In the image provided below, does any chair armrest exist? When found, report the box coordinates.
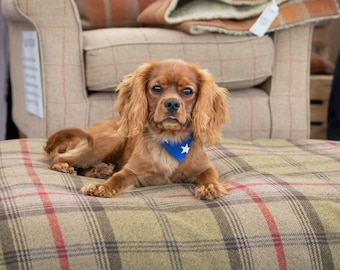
[2,0,88,137]
[267,24,314,139]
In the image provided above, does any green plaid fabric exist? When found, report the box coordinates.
[0,138,339,269]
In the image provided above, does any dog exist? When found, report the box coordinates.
[44,59,230,200]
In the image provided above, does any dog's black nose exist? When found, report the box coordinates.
[164,99,180,112]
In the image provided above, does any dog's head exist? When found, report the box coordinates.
[115,59,228,145]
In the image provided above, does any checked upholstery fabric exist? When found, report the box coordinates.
[0,138,339,269]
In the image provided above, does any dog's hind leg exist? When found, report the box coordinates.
[78,162,115,179]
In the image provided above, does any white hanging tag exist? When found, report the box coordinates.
[250,3,279,37]
[22,31,44,118]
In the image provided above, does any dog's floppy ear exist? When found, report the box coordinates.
[192,68,228,145]
[115,63,153,137]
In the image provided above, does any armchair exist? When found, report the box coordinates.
[2,0,313,140]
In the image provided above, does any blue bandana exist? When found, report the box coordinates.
[161,133,193,162]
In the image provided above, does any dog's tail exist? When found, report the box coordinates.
[44,128,95,167]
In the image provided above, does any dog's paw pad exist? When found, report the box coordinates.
[81,184,115,198]
[195,182,229,200]
[50,163,77,175]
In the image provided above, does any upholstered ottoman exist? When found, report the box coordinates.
[0,138,339,269]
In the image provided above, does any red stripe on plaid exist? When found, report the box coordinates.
[288,29,293,139]
[234,182,287,270]
[160,194,193,198]
[228,182,340,193]
[20,140,70,270]
[0,192,77,202]
[327,140,340,148]
[25,0,29,14]
[61,25,67,128]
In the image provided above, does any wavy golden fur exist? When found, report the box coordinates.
[44,59,230,200]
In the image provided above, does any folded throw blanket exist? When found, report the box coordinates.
[138,0,340,35]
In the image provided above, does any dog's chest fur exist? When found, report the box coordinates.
[149,141,179,178]
[129,135,192,187]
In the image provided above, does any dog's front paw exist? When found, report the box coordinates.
[49,163,77,175]
[195,181,230,200]
[81,183,116,198]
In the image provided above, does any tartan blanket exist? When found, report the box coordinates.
[0,138,339,269]
[138,0,340,35]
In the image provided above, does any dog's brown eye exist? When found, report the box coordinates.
[182,87,193,96]
[151,85,162,94]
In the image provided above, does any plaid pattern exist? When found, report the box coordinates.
[1,138,339,269]
[83,28,274,91]
[138,0,340,35]
[74,0,156,29]
[3,0,313,140]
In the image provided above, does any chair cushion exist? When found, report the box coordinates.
[83,27,274,91]
[87,88,272,140]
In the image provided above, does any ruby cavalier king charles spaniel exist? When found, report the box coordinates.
[44,59,230,200]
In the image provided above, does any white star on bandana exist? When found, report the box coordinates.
[181,144,190,154]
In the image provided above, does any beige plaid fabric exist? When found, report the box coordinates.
[0,138,339,269]
[84,28,274,91]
